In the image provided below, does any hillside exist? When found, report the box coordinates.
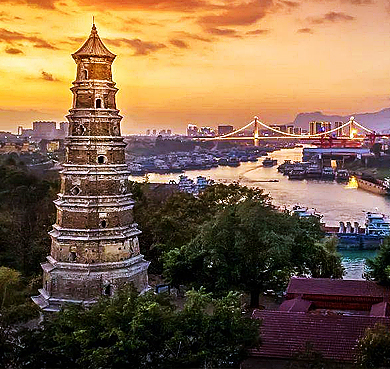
[291,108,390,132]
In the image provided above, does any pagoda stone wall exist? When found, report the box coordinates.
[32,25,149,312]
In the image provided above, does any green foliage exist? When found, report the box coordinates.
[0,267,21,308]
[366,238,390,285]
[164,200,342,305]
[0,267,40,368]
[308,237,344,279]
[131,181,268,274]
[356,324,390,368]
[17,287,259,369]
[0,163,58,277]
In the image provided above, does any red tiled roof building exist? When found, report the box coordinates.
[242,278,390,369]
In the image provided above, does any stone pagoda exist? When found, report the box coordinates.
[33,24,149,312]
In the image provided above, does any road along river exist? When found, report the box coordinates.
[129,147,390,279]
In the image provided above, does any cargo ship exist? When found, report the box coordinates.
[356,176,390,196]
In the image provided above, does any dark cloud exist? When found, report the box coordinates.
[41,71,58,81]
[74,0,218,12]
[5,47,24,54]
[246,29,271,35]
[279,0,300,8]
[342,0,372,4]
[172,31,212,43]
[170,39,189,48]
[107,38,166,56]
[0,28,57,49]
[198,0,273,27]
[297,27,313,33]
[310,11,355,24]
[205,28,242,38]
[7,0,56,9]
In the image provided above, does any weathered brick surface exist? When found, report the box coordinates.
[33,26,149,312]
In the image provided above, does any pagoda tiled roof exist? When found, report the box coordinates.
[73,24,115,59]
[251,310,390,362]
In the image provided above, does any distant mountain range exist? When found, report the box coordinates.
[291,108,390,133]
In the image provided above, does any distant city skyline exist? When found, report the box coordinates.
[1,0,390,134]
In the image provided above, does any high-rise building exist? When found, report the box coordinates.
[321,122,331,133]
[309,121,327,135]
[293,127,302,135]
[218,125,234,136]
[59,122,69,137]
[335,122,344,136]
[33,24,149,312]
[187,124,198,136]
[32,121,57,139]
[199,126,215,136]
[278,125,287,133]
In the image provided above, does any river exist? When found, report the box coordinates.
[129,147,390,279]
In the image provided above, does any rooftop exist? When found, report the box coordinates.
[287,277,389,299]
[251,310,390,362]
[72,24,115,60]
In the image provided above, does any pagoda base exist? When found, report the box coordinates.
[32,255,150,312]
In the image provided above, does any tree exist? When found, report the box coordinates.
[356,324,390,368]
[370,142,382,158]
[0,267,40,369]
[130,182,268,274]
[0,267,21,308]
[17,287,260,369]
[0,163,58,277]
[365,238,390,285]
[164,200,342,307]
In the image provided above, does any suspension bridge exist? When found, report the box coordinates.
[196,116,386,148]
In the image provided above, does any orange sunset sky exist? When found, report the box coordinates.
[0,0,390,134]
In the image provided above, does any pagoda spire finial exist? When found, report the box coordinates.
[91,16,97,34]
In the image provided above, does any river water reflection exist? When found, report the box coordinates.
[130,147,390,279]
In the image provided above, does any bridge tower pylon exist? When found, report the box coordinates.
[254,116,259,147]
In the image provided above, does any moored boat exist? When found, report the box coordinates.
[321,167,335,180]
[356,177,390,196]
[291,205,322,219]
[262,158,278,167]
[306,166,322,179]
[335,169,349,182]
[288,167,306,180]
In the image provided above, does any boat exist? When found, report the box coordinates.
[324,212,390,250]
[291,205,322,219]
[306,166,322,179]
[218,158,229,166]
[262,158,278,167]
[335,169,349,182]
[356,176,390,196]
[322,167,335,180]
[277,160,292,174]
[365,212,390,236]
[288,167,306,180]
[227,157,240,167]
[129,163,145,176]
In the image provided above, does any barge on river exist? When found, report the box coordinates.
[356,176,390,196]
[323,212,390,250]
